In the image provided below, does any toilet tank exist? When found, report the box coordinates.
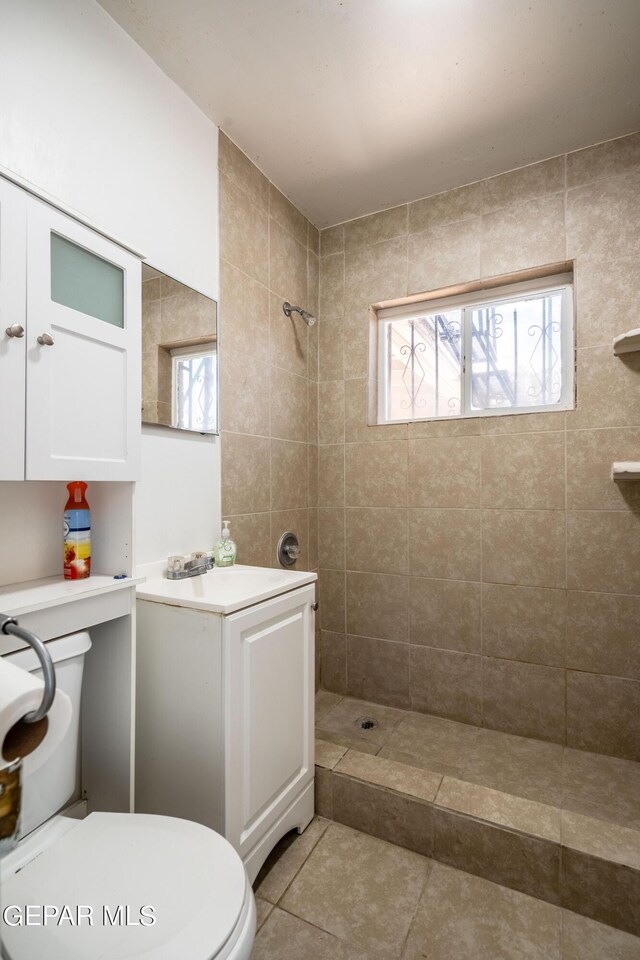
[4,630,92,838]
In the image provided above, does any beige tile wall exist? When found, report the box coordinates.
[218,135,320,643]
[317,131,640,762]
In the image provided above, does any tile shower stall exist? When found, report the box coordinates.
[218,131,640,943]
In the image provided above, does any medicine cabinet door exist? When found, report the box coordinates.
[0,178,27,479]
[25,199,141,480]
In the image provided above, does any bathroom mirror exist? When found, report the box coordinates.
[141,264,218,434]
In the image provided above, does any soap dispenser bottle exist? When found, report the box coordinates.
[215,521,237,568]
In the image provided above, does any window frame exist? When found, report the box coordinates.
[376,273,574,425]
[170,342,218,432]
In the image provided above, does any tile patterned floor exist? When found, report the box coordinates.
[315,691,640,829]
[251,818,640,959]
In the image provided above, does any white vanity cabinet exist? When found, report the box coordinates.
[135,574,316,883]
[0,175,141,481]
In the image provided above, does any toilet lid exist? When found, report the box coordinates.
[1,812,248,960]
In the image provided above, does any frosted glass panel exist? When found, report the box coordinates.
[51,233,124,327]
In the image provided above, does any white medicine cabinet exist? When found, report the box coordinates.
[0,175,141,481]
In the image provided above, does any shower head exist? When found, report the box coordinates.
[283,301,316,327]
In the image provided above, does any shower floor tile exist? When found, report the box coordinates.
[251,819,640,959]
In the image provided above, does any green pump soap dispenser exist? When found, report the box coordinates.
[215,521,237,567]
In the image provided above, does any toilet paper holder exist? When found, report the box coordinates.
[0,616,56,723]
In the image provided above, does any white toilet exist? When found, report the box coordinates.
[1,631,256,960]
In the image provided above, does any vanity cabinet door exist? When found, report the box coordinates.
[25,199,141,480]
[0,178,27,479]
[224,585,315,860]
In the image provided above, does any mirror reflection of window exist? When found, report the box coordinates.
[172,344,217,432]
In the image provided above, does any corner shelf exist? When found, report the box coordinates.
[612,462,640,481]
[613,329,640,356]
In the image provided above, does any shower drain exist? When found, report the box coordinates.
[355,717,379,731]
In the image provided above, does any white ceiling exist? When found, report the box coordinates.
[98,0,640,228]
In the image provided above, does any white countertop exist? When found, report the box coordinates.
[0,574,143,618]
[136,564,317,615]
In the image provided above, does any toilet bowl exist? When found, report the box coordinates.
[0,632,255,959]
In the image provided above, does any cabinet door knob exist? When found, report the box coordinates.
[5,324,24,338]
[37,333,54,346]
[311,602,319,611]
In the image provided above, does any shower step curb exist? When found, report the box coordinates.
[314,739,640,937]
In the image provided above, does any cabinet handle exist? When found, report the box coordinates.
[5,324,24,338]
[311,602,319,611]
[37,333,54,346]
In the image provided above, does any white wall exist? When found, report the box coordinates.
[0,0,220,573]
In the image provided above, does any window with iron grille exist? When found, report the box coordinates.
[376,273,574,424]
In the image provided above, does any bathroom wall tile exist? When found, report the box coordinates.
[308,506,318,569]
[481,433,565,510]
[270,217,307,304]
[314,766,333,819]
[346,635,410,708]
[318,317,343,381]
[346,506,408,574]
[141,295,160,345]
[408,218,481,295]
[403,862,562,960]
[319,630,347,694]
[308,224,320,256]
[226,512,271,568]
[479,410,565,435]
[482,583,566,667]
[342,312,370,381]
[319,252,345,319]
[567,510,640,595]
[318,381,345,444]
[269,183,309,247]
[409,577,481,653]
[318,507,345,570]
[219,173,268,285]
[344,236,408,314]
[566,427,640,511]
[331,774,433,858]
[320,224,345,258]
[481,193,565,277]
[270,292,308,379]
[346,571,409,642]
[307,382,318,443]
[408,182,484,233]
[270,365,308,442]
[410,646,483,724]
[335,749,442,802]
[435,777,561,842]
[381,712,479,777]
[575,258,640,348]
[307,250,319,318]
[566,132,640,187]
[141,276,160,304]
[271,440,309,511]
[566,591,640,681]
[567,347,640,430]
[219,259,270,360]
[409,509,481,581]
[255,817,329,904]
[159,288,215,342]
[566,169,640,264]
[408,436,481,508]
[561,847,640,937]
[221,433,270,515]
[562,908,640,960]
[432,807,561,905]
[220,346,270,436]
[481,157,565,213]
[407,416,481,438]
[318,569,346,634]
[307,318,319,383]
[344,378,407,442]
[561,810,640,871]
[280,822,429,955]
[344,204,408,250]
[465,728,564,807]
[345,440,407,507]
[483,657,566,743]
[482,509,566,588]
[270,509,309,569]
[566,671,640,762]
[219,133,269,209]
[318,444,344,506]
